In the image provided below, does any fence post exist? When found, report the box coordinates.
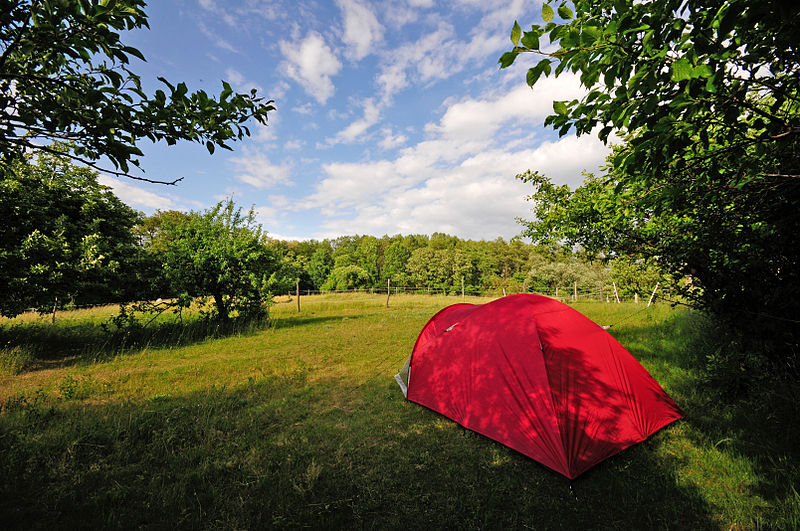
[556,286,559,298]
[386,278,391,308]
[296,280,300,312]
[573,281,577,301]
[647,282,660,307]
[462,277,465,302]
[634,292,639,304]
[522,279,527,293]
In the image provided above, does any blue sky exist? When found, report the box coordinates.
[98,0,611,241]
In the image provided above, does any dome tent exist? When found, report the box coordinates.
[395,294,683,479]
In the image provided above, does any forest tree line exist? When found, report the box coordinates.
[1,150,666,321]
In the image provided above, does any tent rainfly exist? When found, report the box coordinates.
[395,294,683,479]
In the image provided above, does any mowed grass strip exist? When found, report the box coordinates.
[1,294,798,529]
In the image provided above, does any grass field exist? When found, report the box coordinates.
[1,294,798,529]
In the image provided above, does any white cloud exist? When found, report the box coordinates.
[196,20,238,53]
[303,160,409,213]
[300,78,609,239]
[293,103,314,115]
[375,22,456,103]
[284,139,304,150]
[230,148,292,189]
[327,98,380,144]
[253,205,279,227]
[378,128,408,150]
[224,67,245,86]
[97,175,179,211]
[268,194,291,208]
[311,134,608,239]
[427,75,585,143]
[337,0,383,61]
[280,32,342,104]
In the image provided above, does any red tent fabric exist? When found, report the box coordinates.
[397,294,683,479]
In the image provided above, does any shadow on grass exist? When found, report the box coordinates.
[613,311,800,528]
[0,311,349,374]
[1,372,717,530]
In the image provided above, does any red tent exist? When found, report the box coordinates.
[395,294,683,479]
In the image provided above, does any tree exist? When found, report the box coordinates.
[307,247,333,289]
[321,265,371,291]
[0,149,141,318]
[0,1,275,184]
[382,240,411,283]
[502,1,800,362]
[266,252,310,295]
[158,200,279,323]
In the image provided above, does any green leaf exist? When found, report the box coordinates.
[553,100,568,115]
[671,58,693,82]
[511,21,521,46]
[581,25,601,45]
[542,4,554,23]
[693,64,713,78]
[526,59,551,87]
[521,31,539,50]
[557,4,573,20]
[498,51,518,69]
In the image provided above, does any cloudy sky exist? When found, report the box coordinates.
[101,0,610,240]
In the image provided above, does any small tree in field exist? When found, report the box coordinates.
[159,200,279,323]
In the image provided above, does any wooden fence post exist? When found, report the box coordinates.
[386,278,391,308]
[461,277,465,302]
[556,286,559,298]
[648,282,660,307]
[634,292,639,304]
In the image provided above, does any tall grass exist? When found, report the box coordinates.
[1,294,798,529]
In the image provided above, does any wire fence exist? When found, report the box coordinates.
[14,282,663,316]
[279,283,662,305]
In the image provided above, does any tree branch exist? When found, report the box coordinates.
[12,139,184,185]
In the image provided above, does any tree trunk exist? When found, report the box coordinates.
[213,291,229,323]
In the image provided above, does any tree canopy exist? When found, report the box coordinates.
[0,149,141,318]
[0,0,275,184]
[502,0,800,366]
[158,200,279,323]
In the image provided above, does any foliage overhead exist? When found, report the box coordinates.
[501,0,799,179]
[502,0,800,362]
[0,0,275,184]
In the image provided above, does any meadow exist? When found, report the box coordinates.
[1,294,798,529]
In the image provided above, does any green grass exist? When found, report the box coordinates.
[1,294,798,529]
